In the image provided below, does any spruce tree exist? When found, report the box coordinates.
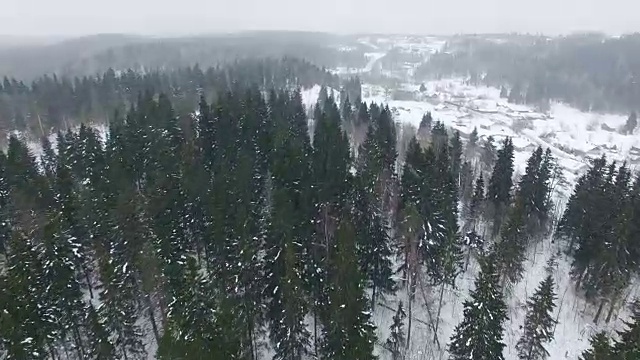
[351,174,395,307]
[450,130,463,184]
[1,232,51,359]
[321,219,377,360]
[516,275,557,360]
[85,305,116,360]
[449,254,508,360]
[496,200,528,286]
[480,135,497,172]
[386,302,407,360]
[580,332,613,360]
[487,137,514,234]
[613,301,640,358]
[468,173,485,229]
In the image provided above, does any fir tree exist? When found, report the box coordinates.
[449,254,508,360]
[516,275,557,360]
[580,332,613,360]
[487,137,514,234]
[85,305,116,360]
[386,302,407,360]
[468,173,485,229]
[480,135,497,171]
[613,301,640,358]
[496,200,528,286]
[450,130,463,184]
[321,219,377,360]
[624,111,637,134]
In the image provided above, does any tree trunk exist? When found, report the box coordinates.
[248,320,256,360]
[433,283,446,343]
[605,294,619,323]
[83,266,94,299]
[145,293,161,344]
[371,282,377,312]
[594,299,606,324]
[464,248,472,272]
[72,319,86,359]
[406,291,413,351]
[314,311,319,357]
[574,268,586,290]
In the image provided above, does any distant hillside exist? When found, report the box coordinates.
[0,32,368,80]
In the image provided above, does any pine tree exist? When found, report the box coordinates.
[613,301,640,358]
[516,275,557,360]
[1,232,52,359]
[468,174,485,228]
[0,152,9,256]
[419,112,432,132]
[449,254,508,360]
[480,135,497,171]
[321,219,377,360]
[386,302,407,360]
[85,305,116,360]
[580,332,613,360]
[496,200,528,285]
[266,185,310,360]
[450,130,463,184]
[351,174,395,307]
[487,137,514,234]
[39,212,90,358]
[624,111,637,134]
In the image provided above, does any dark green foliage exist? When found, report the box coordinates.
[450,130,463,184]
[1,232,51,359]
[399,135,462,287]
[320,220,377,360]
[496,201,528,285]
[0,58,339,134]
[560,158,640,315]
[580,332,613,360]
[613,301,640,358]
[449,254,508,360]
[487,137,514,234]
[468,173,485,227]
[0,67,397,360]
[386,302,407,360]
[516,275,557,360]
[419,112,432,134]
[480,135,497,171]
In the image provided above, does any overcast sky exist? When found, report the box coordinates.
[1,0,638,37]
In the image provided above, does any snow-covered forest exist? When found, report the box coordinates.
[1,33,640,360]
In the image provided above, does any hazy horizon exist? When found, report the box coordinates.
[1,0,639,38]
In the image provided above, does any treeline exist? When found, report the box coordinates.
[0,82,414,359]
[1,72,639,359]
[0,57,339,136]
[559,158,640,323]
[0,32,368,81]
[417,33,640,113]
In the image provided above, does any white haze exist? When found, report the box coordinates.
[0,0,638,37]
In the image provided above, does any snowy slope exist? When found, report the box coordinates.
[358,78,639,360]
[303,61,640,358]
